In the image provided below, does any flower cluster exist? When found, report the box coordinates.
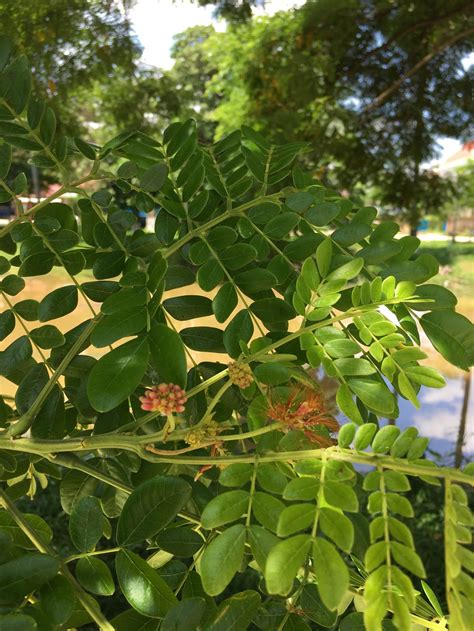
[267,384,338,446]
[186,419,220,447]
[139,383,187,414]
[228,361,253,389]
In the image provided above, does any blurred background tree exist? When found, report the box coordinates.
[1,0,472,232]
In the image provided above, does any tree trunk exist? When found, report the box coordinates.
[454,370,471,468]
[410,223,418,237]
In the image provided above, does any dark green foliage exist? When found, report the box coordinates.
[0,41,473,631]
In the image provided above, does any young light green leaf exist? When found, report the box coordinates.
[312,537,349,610]
[201,490,249,529]
[265,535,311,595]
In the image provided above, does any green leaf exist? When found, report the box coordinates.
[163,295,213,320]
[181,327,225,353]
[38,286,78,322]
[305,202,340,226]
[139,163,168,192]
[300,583,337,627]
[324,481,358,512]
[348,378,395,415]
[19,252,56,277]
[93,251,126,280]
[116,549,177,617]
[212,282,237,323]
[29,325,65,349]
[234,268,277,293]
[277,504,315,536]
[38,575,74,625]
[155,527,203,558]
[334,358,376,376]
[354,423,378,450]
[197,260,224,291]
[411,284,457,311]
[91,306,147,348]
[220,244,257,270]
[0,553,59,606]
[403,365,445,388]
[264,212,300,238]
[391,542,426,578]
[420,311,474,370]
[336,384,363,424]
[283,477,319,501]
[200,524,246,596]
[252,492,285,532]
[0,274,24,296]
[316,239,332,277]
[203,590,261,631]
[265,535,311,595]
[0,511,52,550]
[219,464,253,487]
[312,537,349,610]
[0,614,38,630]
[333,223,370,246]
[149,323,187,388]
[0,309,14,341]
[286,192,313,212]
[87,337,149,412]
[250,297,295,322]
[254,362,290,385]
[201,490,249,529]
[76,556,115,596]
[324,338,360,358]
[224,310,253,358]
[326,258,364,282]
[117,476,191,546]
[162,598,206,631]
[319,508,354,553]
[69,496,103,552]
[0,336,32,376]
[0,143,11,179]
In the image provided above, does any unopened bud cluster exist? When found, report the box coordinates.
[139,383,187,414]
[186,419,220,447]
[228,361,253,389]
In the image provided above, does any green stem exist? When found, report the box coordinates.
[0,488,114,630]
[163,194,283,259]
[65,547,121,563]
[0,173,102,240]
[2,439,472,485]
[379,465,393,605]
[311,452,326,539]
[246,456,259,527]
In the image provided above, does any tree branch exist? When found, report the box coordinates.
[363,27,474,112]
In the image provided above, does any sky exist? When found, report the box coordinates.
[129,0,469,163]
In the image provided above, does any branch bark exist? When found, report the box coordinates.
[363,27,474,112]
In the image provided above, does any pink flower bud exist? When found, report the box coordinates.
[139,383,187,414]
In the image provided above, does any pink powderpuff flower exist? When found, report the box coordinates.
[139,383,187,415]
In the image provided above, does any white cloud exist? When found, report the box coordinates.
[413,409,474,453]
